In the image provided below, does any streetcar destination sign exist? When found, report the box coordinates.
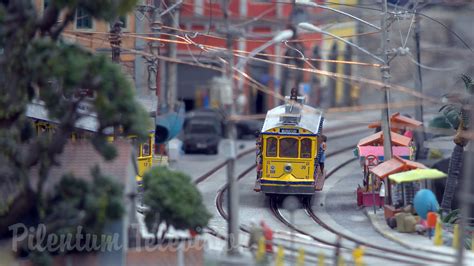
[279,128,299,134]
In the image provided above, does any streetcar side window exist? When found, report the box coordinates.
[279,138,298,158]
[300,138,312,158]
[266,137,277,157]
[141,138,151,157]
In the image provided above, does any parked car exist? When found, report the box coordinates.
[236,119,263,139]
[183,108,226,138]
[182,119,220,154]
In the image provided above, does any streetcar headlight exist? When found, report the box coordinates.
[284,164,292,173]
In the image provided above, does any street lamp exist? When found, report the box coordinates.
[295,0,381,31]
[298,22,384,64]
[236,29,294,70]
[235,29,294,112]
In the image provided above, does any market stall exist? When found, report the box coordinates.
[359,156,427,214]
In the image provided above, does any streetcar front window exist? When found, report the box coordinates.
[279,138,298,158]
[300,138,312,158]
[266,137,277,157]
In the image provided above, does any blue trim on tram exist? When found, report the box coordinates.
[260,180,314,185]
[261,132,318,137]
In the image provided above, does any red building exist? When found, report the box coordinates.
[164,0,323,113]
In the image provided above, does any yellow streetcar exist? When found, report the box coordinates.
[254,91,326,196]
[133,131,154,185]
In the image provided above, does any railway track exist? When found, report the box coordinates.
[194,124,371,250]
[196,122,456,264]
[215,150,430,264]
[268,158,454,264]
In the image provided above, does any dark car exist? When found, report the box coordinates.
[236,119,263,139]
[183,120,220,154]
[184,108,226,137]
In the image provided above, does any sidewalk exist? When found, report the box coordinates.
[364,207,474,263]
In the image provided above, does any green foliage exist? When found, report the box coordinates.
[44,167,124,235]
[142,167,211,239]
[0,0,147,224]
[461,74,473,95]
[441,209,460,224]
[28,251,52,266]
[54,0,139,21]
[439,74,474,131]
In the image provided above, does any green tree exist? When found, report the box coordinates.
[14,167,125,263]
[142,167,211,243]
[0,0,148,231]
[439,74,473,212]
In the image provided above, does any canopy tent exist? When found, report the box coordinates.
[368,112,422,132]
[355,146,413,161]
[357,131,412,147]
[370,156,427,179]
[388,169,447,184]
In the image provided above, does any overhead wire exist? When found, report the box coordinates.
[273,0,473,53]
[64,29,382,67]
[64,30,442,106]
[60,32,463,138]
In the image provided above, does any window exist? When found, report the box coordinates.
[266,137,277,157]
[119,16,128,29]
[76,8,93,29]
[110,16,128,30]
[141,139,151,157]
[279,138,298,158]
[300,138,312,158]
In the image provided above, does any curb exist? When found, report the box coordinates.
[364,208,414,250]
[363,208,474,261]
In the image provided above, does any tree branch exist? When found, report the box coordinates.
[38,4,59,34]
[50,9,76,40]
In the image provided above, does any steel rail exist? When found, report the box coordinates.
[300,162,454,264]
[267,157,426,264]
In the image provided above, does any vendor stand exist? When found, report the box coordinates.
[354,132,415,209]
[366,156,428,218]
[388,169,447,207]
[368,112,422,137]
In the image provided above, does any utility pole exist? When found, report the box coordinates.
[110,21,122,64]
[222,0,239,255]
[380,0,393,203]
[166,0,179,112]
[109,20,122,138]
[413,9,426,160]
[151,0,163,115]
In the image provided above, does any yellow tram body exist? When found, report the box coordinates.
[134,132,154,184]
[256,95,325,195]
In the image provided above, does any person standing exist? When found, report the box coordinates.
[319,135,327,173]
[261,221,274,254]
[248,220,263,255]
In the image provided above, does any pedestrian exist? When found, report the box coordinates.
[319,134,327,173]
[256,133,263,179]
[248,220,263,255]
[261,220,274,254]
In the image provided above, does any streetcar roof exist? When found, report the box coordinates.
[261,104,324,134]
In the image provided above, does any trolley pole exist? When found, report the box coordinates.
[222,0,240,255]
[380,0,393,203]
